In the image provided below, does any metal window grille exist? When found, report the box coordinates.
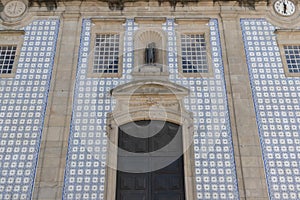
[284,45,300,73]
[180,34,208,73]
[93,33,120,74]
[0,45,17,74]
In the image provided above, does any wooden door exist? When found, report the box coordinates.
[116,121,185,200]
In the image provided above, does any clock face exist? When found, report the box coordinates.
[4,0,27,18]
[274,0,296,16]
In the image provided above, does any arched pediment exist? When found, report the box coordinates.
[111,79,189,97]
[109,79,191,127]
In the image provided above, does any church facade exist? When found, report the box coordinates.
[0,0,299,199]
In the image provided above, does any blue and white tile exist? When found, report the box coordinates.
[241,18,300,200]
[0,19,59,200]
[164,18,239,200]
[63,18,239,200]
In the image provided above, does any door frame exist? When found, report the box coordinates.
[104,80,197,200]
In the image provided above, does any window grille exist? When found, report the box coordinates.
[180,34,208,73]
[0,45,17,74]
[92,33,120,74]
[284,45,300,73]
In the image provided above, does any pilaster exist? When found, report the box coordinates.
[220,13,269,200]
[32,11,81,200]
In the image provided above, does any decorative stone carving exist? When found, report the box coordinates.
[145,42,156,64]
[110,80,190,117]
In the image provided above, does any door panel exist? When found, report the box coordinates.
[117,172,149,200]
[120,192,147,200]
[116,121,185,200]
[152,157,185,199]
[153,193,182,200]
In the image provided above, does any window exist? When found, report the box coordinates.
[0,30,24,78]
[175,18,212,77]
[88,18,125,78]
[92,33,120,74]
[180,33,208,73]
[283,45,300,73]
[275,29,300,77]
[0,45,17,74]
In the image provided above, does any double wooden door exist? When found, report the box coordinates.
[116,121,185,200]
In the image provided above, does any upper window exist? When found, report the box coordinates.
[88,19,125,78]
[175,18,212,77]
[275,29,300,77]
[92,33,120,74]
[283,45,300,73]
[180,33,208,73]
[0,31,24,78]
[0,45,17,74]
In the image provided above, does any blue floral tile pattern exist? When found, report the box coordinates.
[0,19,59,200]
[62,19,135,200]
[164,18,239,200]
[241,19,300,200]
[63,18,239,200]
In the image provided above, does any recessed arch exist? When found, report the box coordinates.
[133,29,168,76]
[134,30,165,50]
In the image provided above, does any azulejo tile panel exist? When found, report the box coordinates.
[0,19,60,199]
[241,19,300,200]
[63,18,239,200]
[164,18,239,200]
[62,19,135,200]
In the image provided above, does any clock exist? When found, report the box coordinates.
[3,0,27,18]
[274,0,296,16]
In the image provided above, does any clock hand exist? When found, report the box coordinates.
[13,2,17,13]
[283,2,287,14]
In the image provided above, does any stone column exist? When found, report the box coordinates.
[220,13,269,200]
[32,9,81,200]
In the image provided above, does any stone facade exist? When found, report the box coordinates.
[0,1,299,200]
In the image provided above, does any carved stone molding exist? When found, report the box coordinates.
[105,79,197,200]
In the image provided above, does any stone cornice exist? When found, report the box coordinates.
[26,0,269,11]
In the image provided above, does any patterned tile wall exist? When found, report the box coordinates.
[62,19,135,200]
[63,18,239,200]
[165,19,239,200]
[241,19,300,200]
[0,19,59,199]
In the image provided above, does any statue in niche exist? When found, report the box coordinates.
[145,42,156,65]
